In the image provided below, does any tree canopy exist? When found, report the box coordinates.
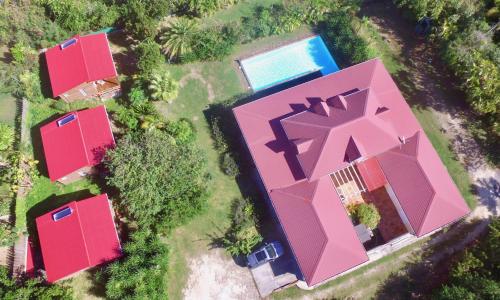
[0,266,72,300]
[434,218,500,299]
[101,229,169,300]
[105,130,209,232]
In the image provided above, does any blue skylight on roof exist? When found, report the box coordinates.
[60,38,77,50]
[52,207,73,221]
[57,114,76,127]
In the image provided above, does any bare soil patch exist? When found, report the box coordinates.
[183,249,259,300]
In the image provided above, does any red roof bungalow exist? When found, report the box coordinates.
[36,194,121,282]
[44,33,121,102]
[40,105,115,184]
[233,58,470,287]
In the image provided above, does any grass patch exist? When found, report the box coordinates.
[0,93,17,126]
[16,176,100,230]
[413,108,476,208]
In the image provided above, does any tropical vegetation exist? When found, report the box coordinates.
[354,203,381,229]
[99,229,169,300]
[160,17,198,60]
[222,197,263,256]
[394,0,500,163]
[0,266,72,299]
[0,124,14,152]
[147,69,179,103]
[105,130,210,233]
[434,218,500,299]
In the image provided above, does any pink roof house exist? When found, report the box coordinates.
[233,58,470,287]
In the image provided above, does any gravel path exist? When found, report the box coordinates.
[182,249,259,300]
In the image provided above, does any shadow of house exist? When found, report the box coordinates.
[38,53,53,99]
[30,113,63,176]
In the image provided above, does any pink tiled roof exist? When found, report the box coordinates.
[233,58,469,286]
[45,33,117,97]
[270,178,368,284]
[40,105,115,181]
[280,88,400,181]
[36,194,122,282]
[377,131,470,236]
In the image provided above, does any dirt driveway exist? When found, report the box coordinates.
[182,249,260,300]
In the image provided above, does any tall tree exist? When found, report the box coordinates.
[102,229,169,300]
[105,130,209,232]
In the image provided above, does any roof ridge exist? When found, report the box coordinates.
[74,201,92,266]
[76,35,92,83]
[282,117,334,131]
[75,111,92,165]
[307,130,333,180]
[367,58,380,87]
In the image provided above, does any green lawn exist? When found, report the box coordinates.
[160,26,317,299]
[0,93,17,126]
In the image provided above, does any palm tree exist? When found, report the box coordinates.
[148,70,179,103]
[160,17,198,60]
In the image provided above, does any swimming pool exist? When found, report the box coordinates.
[240,36,339,91]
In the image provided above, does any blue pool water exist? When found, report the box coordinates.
[240,36,339,91]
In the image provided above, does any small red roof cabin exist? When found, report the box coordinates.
[36,194,122,282]
[44,33,120,102]
[40,105,115,184]
[233,58,470,287]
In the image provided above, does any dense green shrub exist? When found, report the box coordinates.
[106,130,210,232]
[128,86,148,107]
[221,152,239,176]
[135,39,165,76]
[36,0,119,33]
[433,218,500,299]
[147,69,179,103]
[0,266,72,299]
[209,116,229,153]
[113,107,140,130]
[0,222,17,247]
[118,0,172,39]
[164,119,196,144]
[184,26,238,61]
[101,229,169,300]
[175,0,239,17]
[223,198,262,255]
[319,12,374,66]
[0,124,14,152]
[0,2,69,48]
[240,1,351,42]
[0,200,10,218]
[354,203,381,229]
